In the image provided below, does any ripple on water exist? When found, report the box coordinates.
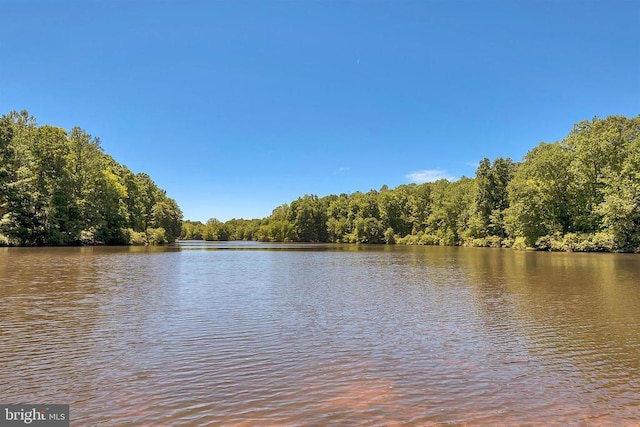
[1,245,640,425]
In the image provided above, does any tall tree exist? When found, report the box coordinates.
[475,157,516,237]
[288,195,328,242]
[567,116,640,232]
[596,132,640,250]
[505,142,574,246]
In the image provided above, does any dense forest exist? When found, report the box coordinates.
[2,112,637,251]
[0,110,182,246]
[183,115,640,252]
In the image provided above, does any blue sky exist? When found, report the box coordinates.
[1,0,639,222]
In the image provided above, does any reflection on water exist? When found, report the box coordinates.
[1,243,639,425]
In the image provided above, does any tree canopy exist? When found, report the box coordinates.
[3,111,637,252]
[0,110,182,246]
[185,115,640,253]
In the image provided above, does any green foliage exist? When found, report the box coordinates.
[595,131,640,250]
[348,216,384,243]
[463,235,503,248]
[257,220,295,242]
[234,115,638,252]
[152,199,183,242]
[502,115,640,251]
[288,195,328,242]
[9,110,622,253]
[202,218,231,241]
[504,142,574,246]
[146,227,168,245]
[180,220,205,240]
[0,110,182,246]
[566,116,638,231]
[226,218,261,240]
[535,232,615,252]
[127,229,147,245]
[512,237,528,251]
[475,157,516,237]
[384,227,396,244]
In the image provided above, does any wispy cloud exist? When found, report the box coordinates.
[406,169,456,184]
[336,167,350,174]
[464,160,480,169]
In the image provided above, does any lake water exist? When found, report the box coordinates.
[1,242,639,426]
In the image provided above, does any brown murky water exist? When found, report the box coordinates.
[1,242,639,426]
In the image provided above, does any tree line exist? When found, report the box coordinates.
[0,110,182,246]
[184,115,640,252]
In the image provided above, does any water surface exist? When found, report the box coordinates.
[1,243,639,425]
